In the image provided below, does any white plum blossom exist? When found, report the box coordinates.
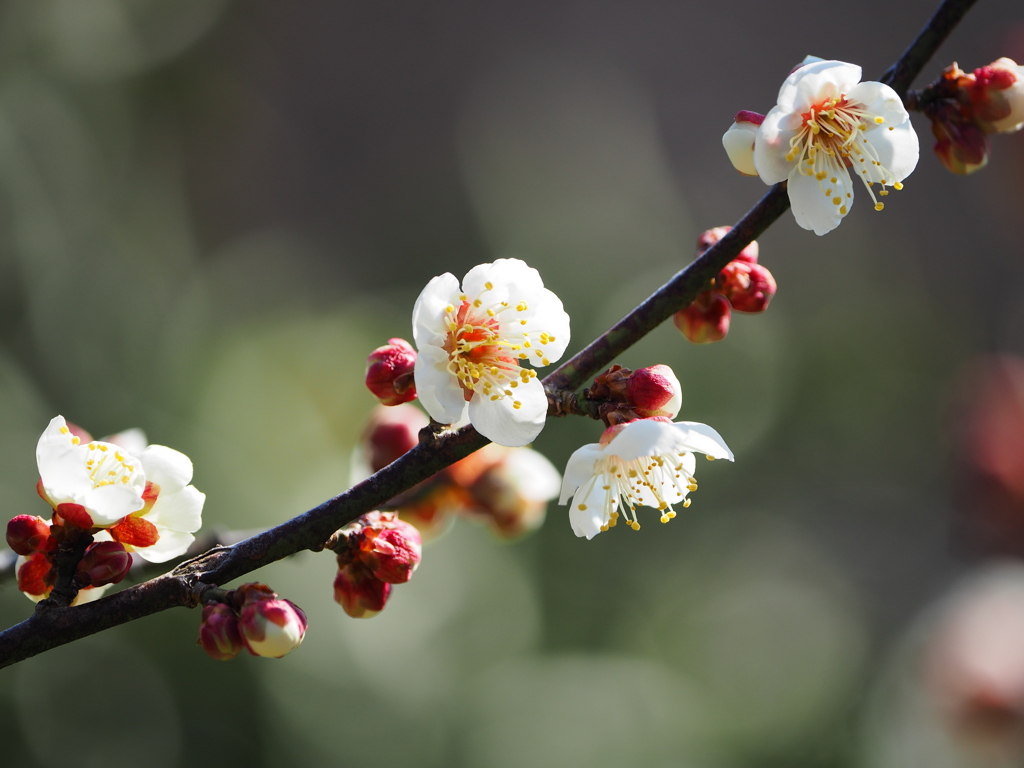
[36,415,147,527]
[754,59,919,236]
[412,258,570,447]
[35,416,205,563]
[559,417,733,540]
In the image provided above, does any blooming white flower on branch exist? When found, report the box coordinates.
[35,416,205,563]
[559,417,733,540]
[412,258,570,447]
[754,59,919,235]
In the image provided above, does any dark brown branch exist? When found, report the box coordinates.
[0,0,982,668]
[879,0,980,97]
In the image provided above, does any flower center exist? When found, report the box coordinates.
[441,283,553,409]
[786,95,904,214]
[578,450,698,532]
[84,442,141,489]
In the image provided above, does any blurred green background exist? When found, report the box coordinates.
[1,1,1024,766]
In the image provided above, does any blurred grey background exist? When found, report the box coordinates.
[1,1,1023,766]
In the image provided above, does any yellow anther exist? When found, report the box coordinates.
[630,521,640,531]
[894,181,903,190]
[832,196,841,205]
[516,302,528,312]
[839,205,848,214]
[513,401,522,409]
[484,282,493,290]
[520,319,527,325]
[874,202,885,211]
[874,116,884,124]
[683,498,691,508]
[578,503,587,511]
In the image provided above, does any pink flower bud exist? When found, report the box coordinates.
[6,515,52,556]
[76,541,133,587]
[969,58,1024,134]
[722,111,764,176]
[238,596,308,658]
[624,365,682,418]
[718,262,777,313]
[362,404,428,473]
[365,338,418,406]
[334,562,392,618]
[673,291,731,344]
[198,603,245,661]
[696,226,758,264]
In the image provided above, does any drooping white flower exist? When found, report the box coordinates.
[753,59,919,236]
[559,417,733,540]
[412,258,570,447]
[34,416,205,563]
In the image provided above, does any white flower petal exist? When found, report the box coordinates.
[787,170,846,236]
[146,485,205,533]
[866,120,920,182]
[503,448,561,502]
[467,377,547,447]
[569,480,612,540]
[133,529,195,563]
[671,421,735,461]
[412,273,460,348]
[414,344,469,425]
[559,444,607,504]
[753,107,797,184]
[103,428,148,456]
[140,445,193,493]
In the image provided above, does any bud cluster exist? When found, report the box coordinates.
[919,59,1024,174]
[358,405,561,540]
[331,511,422,618]
[6,514,133,601]
[585,364,682,426]
[197,582,308,660]
[673,227,776,344]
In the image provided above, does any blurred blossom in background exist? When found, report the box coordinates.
[0,1,1023,767]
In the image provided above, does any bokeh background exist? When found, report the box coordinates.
[1,1,1024,766]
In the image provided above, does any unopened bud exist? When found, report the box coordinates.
[969,58,1024,134]
[17,552,53,597]
[696,225,758,264]
[76,541,133,587]
[365,338,418,406]
[337,511,422,584]
[931,106,990,175]
[362,404,429,472]
[238,596,308,658]
[673,291,731,344]
[334,562,392,618]
[198,603,245,661]
[464,447,559,539]
[718,262,777,313]
[722,111,764,176]
[625,365,682,418]
[6,515,52,556]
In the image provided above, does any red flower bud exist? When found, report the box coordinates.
[76,541,133,587]
[673,291,731,344]
[624,364,682,418]
[697,226,758,264]
[198,603,245,661]
[362,404,428,472]
[337,511,422,584]
[17,552,54,597]
[359,523,422,584]
[238,596,308,658]
[6,515,52,556]
[334,562,392,618]
[365,338,418,406]
[718,262,777,313]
